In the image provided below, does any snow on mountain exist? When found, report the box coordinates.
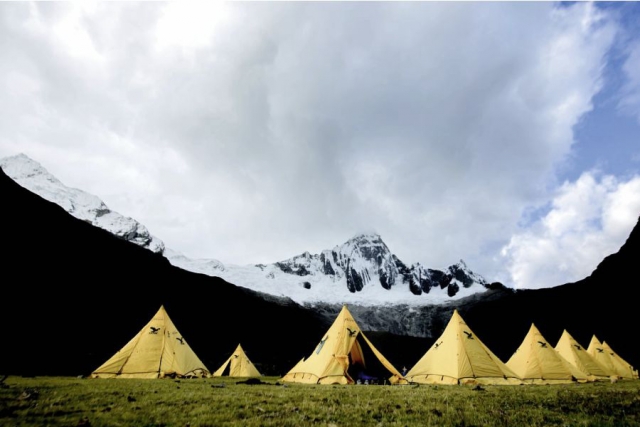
[1,153,490,306]
[0,154,165,254]
[163,247,225,273]
[167,233,490,306]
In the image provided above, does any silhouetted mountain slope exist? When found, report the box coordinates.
[0,168,331,376]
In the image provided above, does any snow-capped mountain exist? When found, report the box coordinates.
[1,153,490,306]
[0,154,165,253]
[274,232,489,298]
[167,233,489,306]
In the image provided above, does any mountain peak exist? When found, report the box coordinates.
[340,232,389,260]
[4,152,33,162]
[0,153,57,183]
[453,259,468,269]
[1,152,41,167]
[346,231,384,244]
[352,229,380,237]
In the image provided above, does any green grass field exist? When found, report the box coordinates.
[1,376,639,427]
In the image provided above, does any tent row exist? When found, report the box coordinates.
[405,310,637,385]
[91,305,638,385]
[280,306,636,385]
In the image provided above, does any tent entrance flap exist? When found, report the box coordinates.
[347,335,394,383]
[217,359,232,377]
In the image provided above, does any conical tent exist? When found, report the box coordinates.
[405,310,520,385]
[91,305,210,379]
[506,324,587,384]
[554,330,612,381]
[602,341,636,379]
[212,344,261,377]
[587,335,618,377]
[610,342,639,379]
[281,305,406,385]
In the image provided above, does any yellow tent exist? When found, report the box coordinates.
[91,305,210,379]
[586,335,618,377]
[603,342,637,379]
[506,324,587,384]
[280,305,406,385]
[587,336,636,379]
[554,330,612,381]
[405,310,520,385]
[212,344,261,377]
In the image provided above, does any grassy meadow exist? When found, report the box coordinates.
[1,376,639,427]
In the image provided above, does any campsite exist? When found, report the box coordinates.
[2,304,639,426]
[3,3,640,426]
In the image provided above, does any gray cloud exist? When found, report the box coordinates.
[0,2,623,285]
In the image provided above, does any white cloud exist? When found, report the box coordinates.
[501,172,640,289]
[0,2,624,278]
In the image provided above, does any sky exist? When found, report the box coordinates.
[1,2,639,290]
